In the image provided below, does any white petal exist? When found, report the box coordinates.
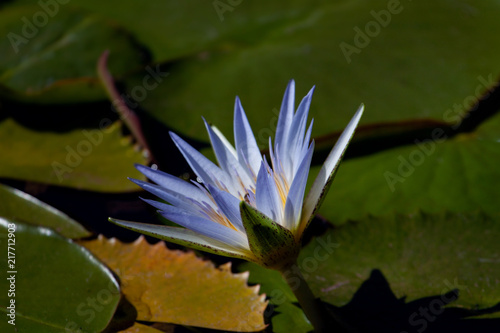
[211,125,238,159]
[284,141,314,232]
[234,97,262,177]
[299,104,364,235]
[110,218,253,259]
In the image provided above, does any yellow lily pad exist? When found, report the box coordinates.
[119,322,165,333]
[0,119,146,192]
[81,235,267,332]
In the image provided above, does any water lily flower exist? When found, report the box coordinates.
[110,80,363,270]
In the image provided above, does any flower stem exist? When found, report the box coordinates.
[279,263,350,333]
[97,50,155,163]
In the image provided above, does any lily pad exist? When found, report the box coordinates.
[0,118,146,192]
[81,235,267,332]
[4,1,500,144]
[125,0,500,143]
[272,303,312,333]
[303,212,500,309]
[4,0,315,62]
[119,322,165,333]
[235,262,313,333]
[314,109,500,225]
[0,5,147,103]
[0,219,120,333]
[0,183,89,238]
[240,211,500,331]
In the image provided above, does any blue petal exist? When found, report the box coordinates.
[275,80,295,153]
[234,97,262,177]
[204,119,253,190]
[207,184,245,233]
[269,139,285,181]
[130,178,204,214]
[139,198,209,222]
[170,132,232,192]
[255,161,282,223]
[140,197,172,211]
[302,119,314,154]
[134,164,208,203]
[110,218,253,259]
[284,141,314,232]
[283,86,315,179]
[159,205,249,249]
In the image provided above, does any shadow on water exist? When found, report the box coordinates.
[326,269,500,333]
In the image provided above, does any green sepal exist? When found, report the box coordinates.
[240,202,299,270]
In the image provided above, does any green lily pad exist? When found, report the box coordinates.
[0,5,147,103]
[272,302,312,333]
[4,1,500,143]
[0,219,120,332]
[314,110,500,225]
[240,211,500,331]
[303,212,500,309]
[0,118,146,192]
[236,262,313,332]
[0,183,90,238]
[123,0,500,143]
[4,0,316,62]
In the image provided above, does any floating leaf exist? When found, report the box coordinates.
[123,0,500,142]
[81,235,267,332]
[272,303,312,333]
[5,1,499,141]
[314,111,500,224]
[3,0,313,62]
[240,211,500,331]
[305,212,500,309]
[0,219,120,333]
[0,118,146,192]
[0,183,90,238]
[242,211,500,308]
[0,5,147,103]
[119,322,165,333]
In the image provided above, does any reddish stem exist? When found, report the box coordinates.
[97,50,154,163]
